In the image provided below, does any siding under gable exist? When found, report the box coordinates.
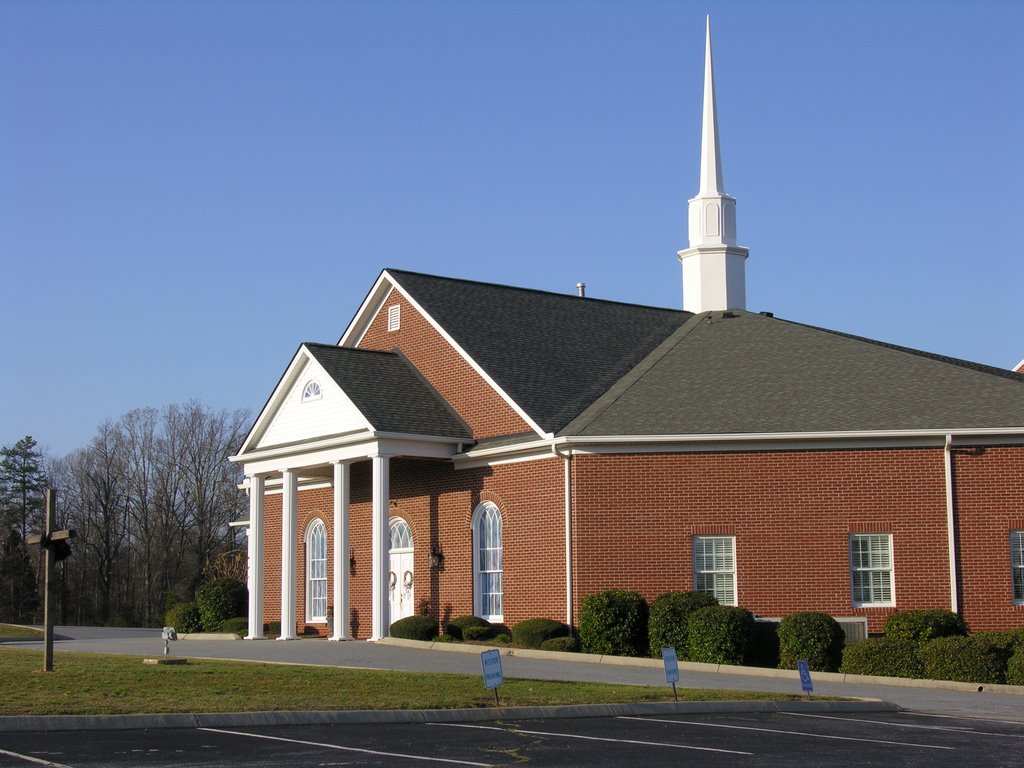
[257,355,368,449]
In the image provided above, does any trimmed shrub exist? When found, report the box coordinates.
[220,616,248,635]
[445,616,493,641]
[263,621,281,637]
[513,618,570,649]
[973,628,1024,653]
[579,590,649,657]
[840,637,924,678]
[390,615,438,641]
[686,606,755,666]
[463,626,496,641]
[493,633,511,644]
[919,636,1007,684]
[164,602,202,634]
[1006,645,1024,686]
[883,609,966,642]
[195,578,247,632]
[647,591,718,660]
[777,612,845,672]
[541,636,579,653]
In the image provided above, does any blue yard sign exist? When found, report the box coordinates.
[662,647,680,684]
[662,647,680,701]
[797,659,813,695]
[481,649,504,690]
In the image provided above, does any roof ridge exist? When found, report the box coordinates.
[775,319,1024,383]
[385,268,686,315]
[304,341,397,358]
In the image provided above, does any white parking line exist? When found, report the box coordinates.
[428,721,753,755]
[0,747,76,768]
[198,727,494,766]
[780,712,976,732]
[903,711,1024,728]
[619,716,955,750]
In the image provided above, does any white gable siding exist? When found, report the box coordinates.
[257,356,370,449]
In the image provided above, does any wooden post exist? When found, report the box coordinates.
[27,489,74,673]
[43,488,56,672]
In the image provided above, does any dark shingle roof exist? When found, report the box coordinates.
[386,269,690,433]
[304,343,471,439]
[563,311,1024,436]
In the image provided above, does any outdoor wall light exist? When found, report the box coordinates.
[349,550,357,576]
[429,546,445,570]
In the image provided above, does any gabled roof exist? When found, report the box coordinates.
[563,310,1024,436]
[234,342,472,459]
[303,344,471,439]
[382,269,690,434]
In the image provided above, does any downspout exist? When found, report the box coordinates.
[944,434,959,615]
[554,445,573,632]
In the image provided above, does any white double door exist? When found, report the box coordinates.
[388,518,414,623]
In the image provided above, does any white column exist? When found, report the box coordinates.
[279,468,298,640]
[370,454,390,641]
[330,461,351,641]
[245,474,265,639]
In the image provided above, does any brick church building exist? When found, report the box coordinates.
[231,20,1024,642]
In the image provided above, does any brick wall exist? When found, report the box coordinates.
[258,444,1024,638]
[262,456,565,639]
[357,288,532,439]
[951,445,1024,631]
[572,447,961,635]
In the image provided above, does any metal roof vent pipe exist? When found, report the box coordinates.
[576,282,586,298]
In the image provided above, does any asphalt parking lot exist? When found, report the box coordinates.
[2,710,1023,768]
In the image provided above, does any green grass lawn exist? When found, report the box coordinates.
[0,624,43,640]
[0,648,805,716]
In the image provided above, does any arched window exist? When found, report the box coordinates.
[302,380,322,401]
[306,519,327,622]
[472,501,503,621]
[390,518,413,550]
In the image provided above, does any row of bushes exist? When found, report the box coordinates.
[390,613,581,652]
[840,611,1024,685]
[163,578,248,634]
[842,631,1024,684]
[394,597,1024,685]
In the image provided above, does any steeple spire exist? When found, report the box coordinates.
[699,16,724,197]
[677,16,749,313]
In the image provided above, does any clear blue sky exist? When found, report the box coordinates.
[2,0,1021,459]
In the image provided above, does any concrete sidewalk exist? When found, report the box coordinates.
[5,626,1024,726]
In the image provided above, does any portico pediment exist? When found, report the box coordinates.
[232,343,473,474]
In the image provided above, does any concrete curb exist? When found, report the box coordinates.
[0,698,899,733]
[377,637,1024,696]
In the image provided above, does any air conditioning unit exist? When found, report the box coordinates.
[834,617,868,644]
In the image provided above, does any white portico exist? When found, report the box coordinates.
[230,342,472,641]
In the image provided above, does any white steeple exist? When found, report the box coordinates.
[677,16,749,313]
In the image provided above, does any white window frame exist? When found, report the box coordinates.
[1011,531,1024,604]
[306,519,328,622]
[390,517,413,550]
[850,533,894,607]
[472,501,503,622]
[692,536,737,606]
[387,304,401,332]
[301,380,322,402]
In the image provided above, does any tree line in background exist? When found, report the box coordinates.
[0,402,251,627]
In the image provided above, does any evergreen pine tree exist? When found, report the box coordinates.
[0,437,47,624]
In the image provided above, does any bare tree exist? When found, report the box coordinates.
[47,401,250,627]
[62,422,132,624]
